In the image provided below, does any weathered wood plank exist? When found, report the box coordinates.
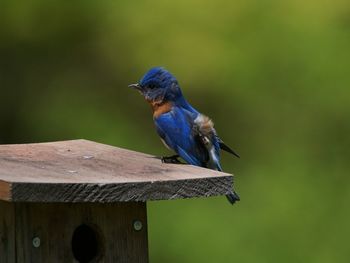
[15,202,148,263]
[10,177,231,202]
[0,140,234,202]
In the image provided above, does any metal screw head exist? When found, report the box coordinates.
[32,237,41,248]
[133,220,143,231]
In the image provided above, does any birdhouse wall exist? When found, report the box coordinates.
[0,201,148,263]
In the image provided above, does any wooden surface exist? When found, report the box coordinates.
[0,140,234,202]
[0,201,148,263]
[0,202,15,262]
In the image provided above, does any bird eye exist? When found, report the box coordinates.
[148,84,156,89]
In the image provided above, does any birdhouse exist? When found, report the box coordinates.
[0,140,234,263]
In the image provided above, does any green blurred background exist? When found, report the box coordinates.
[1,0,350,262]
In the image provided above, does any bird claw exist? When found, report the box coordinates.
[161,155,182,164]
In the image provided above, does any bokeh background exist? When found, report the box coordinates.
[1,0,350,262]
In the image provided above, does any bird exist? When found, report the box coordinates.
[129,67,240,204]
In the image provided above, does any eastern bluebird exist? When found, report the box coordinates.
[129,67,240,204]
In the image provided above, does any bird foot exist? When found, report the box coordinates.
[161,155,182,164]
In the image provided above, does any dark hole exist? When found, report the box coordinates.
[72,224,99,263]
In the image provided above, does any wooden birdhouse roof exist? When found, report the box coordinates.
[0,140,234,202]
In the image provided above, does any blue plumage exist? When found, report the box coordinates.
[129,67,240,204]
[155,106,207,167]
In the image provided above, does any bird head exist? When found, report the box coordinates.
[129,67,183,104]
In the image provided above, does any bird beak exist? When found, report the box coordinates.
[128,83,142,91]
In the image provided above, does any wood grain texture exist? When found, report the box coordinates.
[14,202,148,263]
[0,140,234,202]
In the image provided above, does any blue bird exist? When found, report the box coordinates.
[129,67,240,204]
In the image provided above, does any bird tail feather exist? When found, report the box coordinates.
[226,191,240,205]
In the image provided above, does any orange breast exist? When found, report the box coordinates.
[151,101,173,118]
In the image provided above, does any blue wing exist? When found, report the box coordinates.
[154,106,208,166]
